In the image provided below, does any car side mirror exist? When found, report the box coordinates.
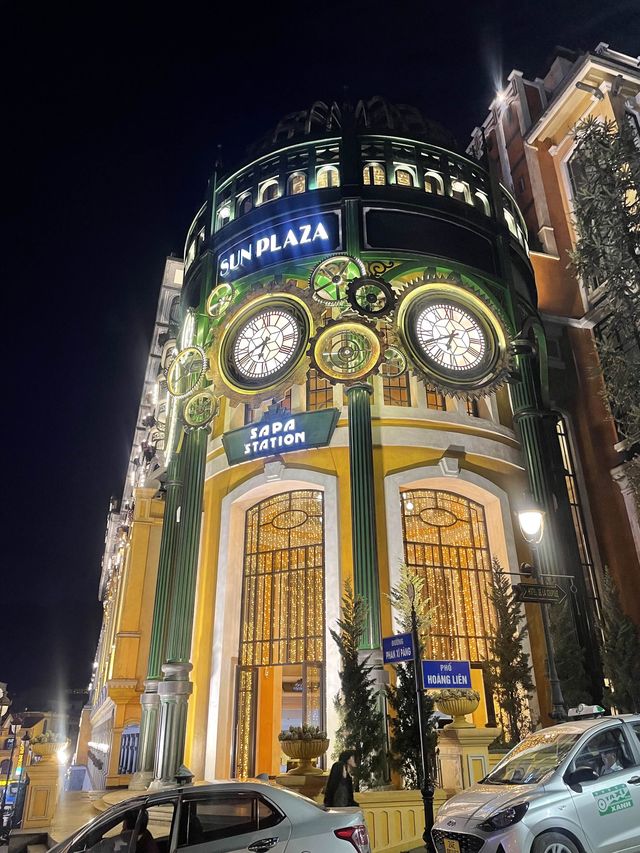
[565,767,599,787]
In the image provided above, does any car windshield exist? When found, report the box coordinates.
[484,730,583,785]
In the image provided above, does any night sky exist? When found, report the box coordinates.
[4,1,638,709]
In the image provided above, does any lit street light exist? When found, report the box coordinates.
[517,503,567,722]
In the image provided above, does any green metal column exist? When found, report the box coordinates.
[509,348,600,697]
[346,383,381,650]
[152,426,208,786]
[130,455,182,789]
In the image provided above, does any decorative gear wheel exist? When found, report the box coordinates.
[379,345,407,378]
[310,318,384,384]
[309,255,365,305]
[206,282,234,320]
[206,280,322,407]
[347,275,397,317]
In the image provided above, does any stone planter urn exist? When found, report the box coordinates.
[434,690,481,729]
[280,738,330,775]
[30,739,69,763]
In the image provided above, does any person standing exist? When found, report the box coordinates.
[324,750,358,807]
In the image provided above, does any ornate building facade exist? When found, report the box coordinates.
[82,59,638,789]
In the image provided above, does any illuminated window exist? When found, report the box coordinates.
[317,166,340,188]
[401,489,496,661]
[236,193,253,216]
[235,490,325,777]
[217,205,231,228]
[450,179,471,204]
[381,361,411,407]
[424,172,444,195]
[287,173,306,195]
[395,168,415,187]
[307,368,333,410]
[426,390,447,411]
[363,163,386,185]
[259,181,280,204]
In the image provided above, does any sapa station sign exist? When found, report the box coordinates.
[222,408,340,465]
[218,213,340,278]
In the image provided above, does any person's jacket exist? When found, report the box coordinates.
[323,761,357,807]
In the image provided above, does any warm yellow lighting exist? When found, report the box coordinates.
[518,508,545,544]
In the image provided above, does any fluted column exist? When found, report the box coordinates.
[346,383,381,650]
[130,456,182,789]
[152,427,208,786]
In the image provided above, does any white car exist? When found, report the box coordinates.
[432,714,640,853]
[49,780,371,853]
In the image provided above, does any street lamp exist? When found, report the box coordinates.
[406,582,436,853]
[517,503,567,721]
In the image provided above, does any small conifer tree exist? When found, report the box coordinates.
[600,569,640,713]
[550,597,593,710]
[330,580,386,790]
[385,565,437,789]
[484,558,534,745]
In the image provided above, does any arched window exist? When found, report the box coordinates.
[316,166,340,188]
[450,179,471,204]
[473,191,490,216]
[401,489,496,661]
[235,490,325,778]
[424,172,444,195]
[287,173,306,195]
[363,163,386,186]
[259,181,280,204]
[395,168,415,187]
[216,204,231,228]
[236,193,253,216]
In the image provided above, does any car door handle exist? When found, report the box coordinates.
[248,838,279,852]
[627,776,640,784]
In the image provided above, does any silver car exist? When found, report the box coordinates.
[49,780,371,853]
[432,714,640,853]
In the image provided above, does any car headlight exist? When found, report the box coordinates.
[477,802,529,831]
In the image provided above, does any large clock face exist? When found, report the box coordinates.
[218,296,312,393]
[415,302,488,372]
[233,308,301,379]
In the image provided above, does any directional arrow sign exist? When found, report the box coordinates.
[514,582,566,605]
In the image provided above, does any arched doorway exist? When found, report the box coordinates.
[401,489,496,661]
[234,489,325,777]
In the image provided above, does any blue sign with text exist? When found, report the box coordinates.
[422,660,472,689]
[382,632,414,664]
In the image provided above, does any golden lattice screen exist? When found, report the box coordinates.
[401,489,496,661]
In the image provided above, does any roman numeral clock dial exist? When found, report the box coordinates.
[233,310,300,379]
[396,285,509,395]
[213,291,316,403]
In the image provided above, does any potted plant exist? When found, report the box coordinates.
[30,731,69,762]
[432,688,481,729]
[278,725,329,775]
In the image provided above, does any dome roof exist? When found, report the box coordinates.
[246,96,456,158]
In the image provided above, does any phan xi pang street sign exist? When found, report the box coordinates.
[422,660,472,689]
[514,582,566,605]
[222,408,340,466]
[382,632,414,664]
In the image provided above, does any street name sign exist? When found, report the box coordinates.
[514,582,566,605]
[382,632,414,664]
[422,660,472,689]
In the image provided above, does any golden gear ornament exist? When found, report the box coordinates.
[310,317,384,385]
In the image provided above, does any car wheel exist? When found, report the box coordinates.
[532,831,581,853]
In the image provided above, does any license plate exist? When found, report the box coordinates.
[444,840,461,853]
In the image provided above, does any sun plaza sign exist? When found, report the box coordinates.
[222,408,340,465]
[218,213,340,278]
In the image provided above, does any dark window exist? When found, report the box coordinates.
[573,727,636,777]
[237,194,253,216]
[244,405,257,425]
[279,388,292,412]
[465,398,479,417]
[261,182,279,203]
[178,794,282,846]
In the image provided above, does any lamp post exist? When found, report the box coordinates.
[0,722,20,841]
[517,504,567,722]
[406,582,436,853]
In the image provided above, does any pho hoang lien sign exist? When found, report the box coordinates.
[222,408,340,465]
[218,212,341,278]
